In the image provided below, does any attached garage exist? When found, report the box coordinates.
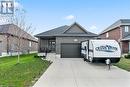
[61,43,81,58]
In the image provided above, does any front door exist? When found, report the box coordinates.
[49,40,56,52]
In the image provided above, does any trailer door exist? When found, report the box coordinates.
[85,41,89,59]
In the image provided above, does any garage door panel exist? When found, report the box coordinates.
[61,43,81,58]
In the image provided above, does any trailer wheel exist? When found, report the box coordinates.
[84,58,86,61]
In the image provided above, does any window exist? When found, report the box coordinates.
[29,41,32,47]
[125,26,129,32]
[106,32,109,38]
[84,46,87,50]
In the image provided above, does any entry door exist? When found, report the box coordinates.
[49,40,56,52]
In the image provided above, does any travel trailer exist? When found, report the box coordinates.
[81,40,121,63]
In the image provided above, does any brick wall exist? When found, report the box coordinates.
[122,41,129,53]
[100,27,121,41]
[0,34,7,52]
[0,34,38,56]
[99,27,130,53]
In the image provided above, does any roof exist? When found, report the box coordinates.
[35,22,97,37]
[0,24,10,33]
[35,25,69,37]
[100,19,130,34]
[0,24,37,42]
[122,34,130,41]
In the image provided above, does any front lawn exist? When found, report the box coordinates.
[0,53,51,87]
[115,58,130,71]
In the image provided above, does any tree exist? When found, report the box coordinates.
[12,11,33,63]
[0,0,35,63]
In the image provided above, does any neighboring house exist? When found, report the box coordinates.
[99,19,130,53]
[35,22,97,58]
[0,24,38,56]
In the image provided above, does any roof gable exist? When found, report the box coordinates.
[63,22,87,34]
[100,19,130,34]
[35,22,97,37]
[35,25,69,37]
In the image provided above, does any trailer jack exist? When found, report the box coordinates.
[105,59,111,70]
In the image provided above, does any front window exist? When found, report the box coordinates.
[125,26,129,32]
[29,41,32,47]
[106,32,109,38]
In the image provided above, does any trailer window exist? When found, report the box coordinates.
[84,46,87,50]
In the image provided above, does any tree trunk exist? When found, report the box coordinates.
[17,38,20,63]
[17,51,20,63]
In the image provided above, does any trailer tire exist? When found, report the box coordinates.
[83,54,87,61]
[84,58,86,61]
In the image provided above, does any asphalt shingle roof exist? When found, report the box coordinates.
[35,23,97,37]
[0,24,37,42]
[122,34,130,41]
[100,19,130,34]
[35,25,69,37]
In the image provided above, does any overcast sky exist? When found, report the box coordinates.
[15,0,130,35]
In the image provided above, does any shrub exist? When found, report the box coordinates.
[124,54,130,59]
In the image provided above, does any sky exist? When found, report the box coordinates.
[7,0,130,35]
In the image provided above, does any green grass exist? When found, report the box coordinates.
[115,58,130,71]
[0,53,51,87]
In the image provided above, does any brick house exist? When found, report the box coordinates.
[99,19,130,53]
[0,24,38,56]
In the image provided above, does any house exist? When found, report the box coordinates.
[35,22,97,58]
[99,19,130,53]
[0,24,38,56]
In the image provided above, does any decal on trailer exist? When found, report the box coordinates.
[95,45,118,52]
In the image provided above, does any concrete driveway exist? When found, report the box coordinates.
[33,53,130,87]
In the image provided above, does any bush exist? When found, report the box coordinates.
[34,54,46,58]
[124,54,130,59]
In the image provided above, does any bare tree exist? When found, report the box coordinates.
[0,0,34,63]
[7,7,33,63]
[12,13,33,63]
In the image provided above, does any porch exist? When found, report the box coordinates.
[38,37,56,53]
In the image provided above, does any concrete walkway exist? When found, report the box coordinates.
[33,53,130,87]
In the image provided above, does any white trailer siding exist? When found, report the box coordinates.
[92,40,121,58]
[81,42,86,55]
[81,40,121,63]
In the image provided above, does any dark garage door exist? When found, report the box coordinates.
[61,43,81,58]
